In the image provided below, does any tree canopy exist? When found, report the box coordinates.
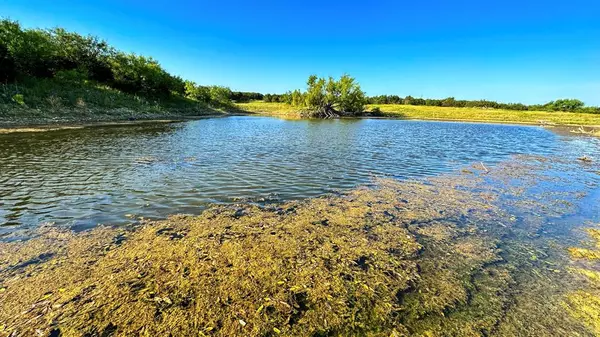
[365,95,598,114]
[283,74,367,118]
[0,19,239,108]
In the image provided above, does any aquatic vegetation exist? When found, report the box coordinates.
[0,159,599,336]
[565,226,600,335]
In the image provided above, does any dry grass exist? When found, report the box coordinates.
[234,102,600,126]
[234,102,301,117]
[373,104,600,126]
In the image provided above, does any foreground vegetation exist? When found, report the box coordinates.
[237,102,600,126]
[1,156,598,336]
[566,227,600,335]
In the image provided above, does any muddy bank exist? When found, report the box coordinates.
[0,112,238,134]
[1,156,599,336]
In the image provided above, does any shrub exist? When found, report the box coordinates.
[371,106,382,115]
[12,93,24,105]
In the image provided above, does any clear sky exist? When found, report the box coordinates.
[2,0,599,105]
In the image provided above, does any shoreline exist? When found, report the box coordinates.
[1,106,600,135]
[0,113,241,134]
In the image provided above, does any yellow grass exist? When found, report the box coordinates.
[234,102,300,117]
[373,104,600,126]
[234,102,600,126]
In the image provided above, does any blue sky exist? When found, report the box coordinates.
[2,0,599,105]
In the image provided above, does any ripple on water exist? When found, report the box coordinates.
[0,116,598,232]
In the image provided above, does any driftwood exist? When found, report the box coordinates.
[305,104,354,119]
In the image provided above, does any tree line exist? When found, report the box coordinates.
[264,89,598,115]
[1,19,596,115]
[367,95,598,113]
[0,19,264,107]
[265,92,599,114]
[0,19,187,96]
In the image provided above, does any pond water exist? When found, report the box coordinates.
[0,116,598,234]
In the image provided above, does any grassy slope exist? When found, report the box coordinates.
[0,78,224,127]
[236,102,600,126]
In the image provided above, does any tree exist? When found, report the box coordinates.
[0,41,16,82]
[109,53,184,96]
[545,99,585,112]
[296,74,366,118]
[50,28,114,82]
[291,89,303,106]
[209,85,233,106]
[184,81,210,102]
[0,20,57,78]
[441,97,456,107]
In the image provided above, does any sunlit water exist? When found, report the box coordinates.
[1,116,599,234]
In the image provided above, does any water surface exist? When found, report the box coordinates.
[0,116,597,233]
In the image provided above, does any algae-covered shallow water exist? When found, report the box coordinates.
[1,152,599,336]
[1,116,600,336]
[0,116,598,234]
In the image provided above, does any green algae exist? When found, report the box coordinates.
[0,158,599,337]
[565,226,600,335]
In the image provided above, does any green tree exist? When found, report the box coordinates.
[545,99,585,112]
[109,52,183,96]
[209,85,233,105]
[184,81,210,102]
[0,20,57,77]
[50,28,114,82]
[291,89,303,106]
[0,41,16,82]
[298,74,366,118]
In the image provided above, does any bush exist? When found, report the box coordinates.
[294,74,366,117]
[0,18,231,108]
[0,42,16,82]
[371,106,382,116]
[55,69,89,83]
[12,93,24,105]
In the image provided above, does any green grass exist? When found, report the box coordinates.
[236,101,600,126]
[0,78,224,125]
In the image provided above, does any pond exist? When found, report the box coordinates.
[0,116,598,234]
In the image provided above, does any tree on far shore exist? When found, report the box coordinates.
[289,74,366,118]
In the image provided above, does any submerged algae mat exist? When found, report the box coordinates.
[566,227,600,335]
[0,157,599,337]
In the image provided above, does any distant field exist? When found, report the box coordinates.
[373,104,600,126]
[235,102,600,126]
[234,102,300,116]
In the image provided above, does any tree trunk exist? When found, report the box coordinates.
[321,103,340,119]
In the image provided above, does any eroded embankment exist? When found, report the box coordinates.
[0,158,598,337]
